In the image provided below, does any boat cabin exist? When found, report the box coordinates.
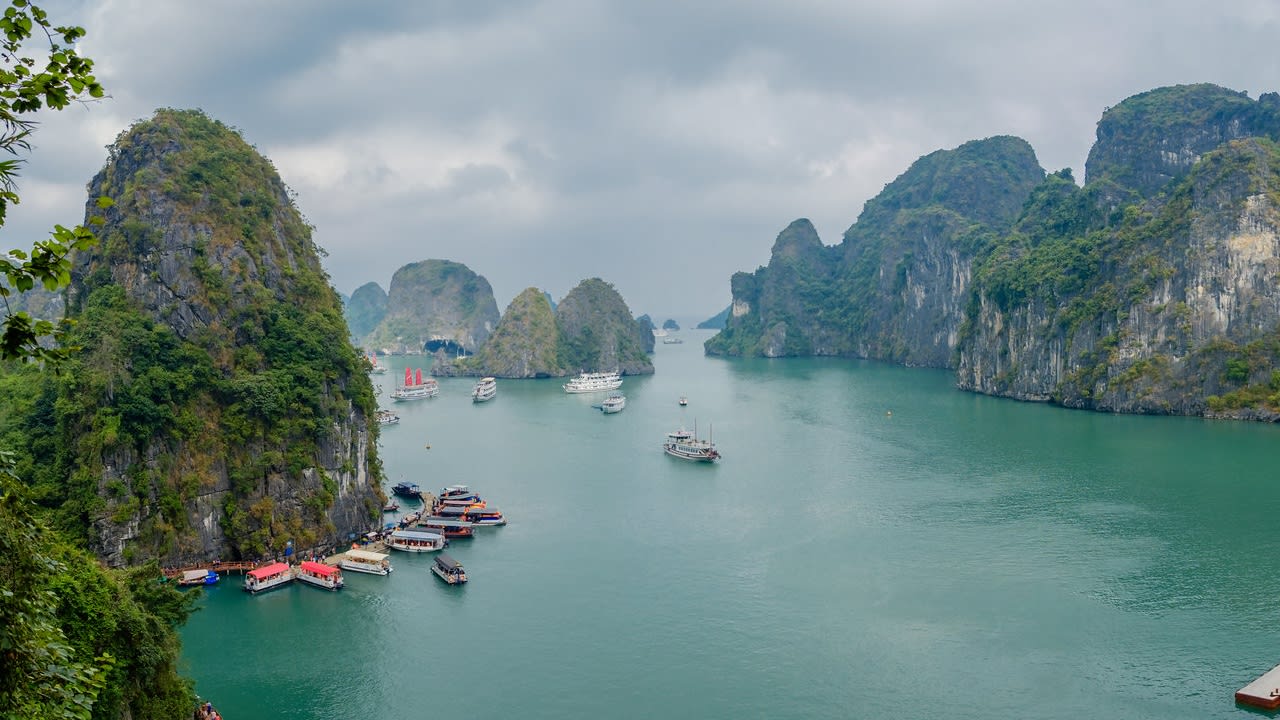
[417,517,475,538]
[387,529,448,552]
[297,560,344,591]
[392,482,422,497]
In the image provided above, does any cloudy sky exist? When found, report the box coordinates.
[7,1,1279,320]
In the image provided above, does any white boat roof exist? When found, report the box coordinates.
[345,549,388,562]
[391,529,445,540]
[182,569,210,581]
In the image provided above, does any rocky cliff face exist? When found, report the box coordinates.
[708,137,1044,364]
[709,84,1280,421]
[59,109,382,566]
[960,136,1280,416]
[344,281,388,341]
[363,259,499,354]
[437,278,654,377]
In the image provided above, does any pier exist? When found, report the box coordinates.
[162,560,258,580]
[1236,663,1280,709]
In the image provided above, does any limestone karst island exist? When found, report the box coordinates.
[6,41,1280,718]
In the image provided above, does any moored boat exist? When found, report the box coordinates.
[376,409,400,425]
[563,370,623,393]
[386,529,448,553]
[416,516,475,538]
[382,500,400,512]
[663,425,720,462]
[431,553,468,584]
[178,569,219,587]
[392,482,422,498]
[439,485,478,501]
[391,368,439,401]
[244,562,294,594]
[339,549,394,575]
[296,560,344,590]
[462,507,506,526]
[600,393,626,414]
[472,377,497,403]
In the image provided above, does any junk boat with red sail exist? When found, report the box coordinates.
[391,368,439,401]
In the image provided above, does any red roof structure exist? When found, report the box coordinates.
[247,562,290,580]
[299,560,337,577]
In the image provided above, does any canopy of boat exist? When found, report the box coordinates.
[418,517,473,528]
[391,529,446,540]
[299,561,338,577]
[345,549,388,562]
[182,569,210,582]
[248,562,290,580]
[435,553,463,571]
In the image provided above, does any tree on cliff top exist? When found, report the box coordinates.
[0,0,107,364]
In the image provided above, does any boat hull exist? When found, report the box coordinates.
[297,574,343,591]
[663,445,720,462]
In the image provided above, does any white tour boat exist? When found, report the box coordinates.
[663,424,721,463]
[243,561,294,594]
[339,549,393,576]
[391,368,439,401]
[563,371,623,393]
[296,560,344,590]
[376,409,400,425]
[600,393,626,414]
[386,528,448,553]
[472,377,497,403]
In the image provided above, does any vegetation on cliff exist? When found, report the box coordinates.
[459,287,561,377]
[10,109,384,565]
[0,6,194,718]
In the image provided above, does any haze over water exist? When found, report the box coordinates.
[181,330,1280,719]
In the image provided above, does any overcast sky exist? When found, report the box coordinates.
[6,1,1279,320]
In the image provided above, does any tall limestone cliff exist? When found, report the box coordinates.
[437,278,654,377]
[48,109,382,566]
[708,83,1280,421]
[344,281,388,341]
[707,136,1045,365]
[362,259,499,354]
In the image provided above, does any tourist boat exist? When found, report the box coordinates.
[662,337,683,344]
[437,496,484,508]
[392,482,422,498]
[366,352,388,374]
[472,377,497,403]
[339,549,393,576]
[382,500,400,512]
[563,371,623,393]
[663,424,720,462]
[386,528,448,553]
[462,507,507,527]
[391,368,439,401]
[431,553,468,584]
[296,560,344,590]
[178,569,219,587]
[417,516,475,538]
[439,485,478,500]
[376,409,400,425]
[244,562,294,594]
[600,393,626,414]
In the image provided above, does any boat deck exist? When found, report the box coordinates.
[1236,663,1280,709]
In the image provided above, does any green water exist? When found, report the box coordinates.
[181,331,1280,719]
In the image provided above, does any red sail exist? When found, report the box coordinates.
[415,369,423,385]
[404,367,412,386]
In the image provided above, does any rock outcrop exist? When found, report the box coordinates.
[437,278,654,377]
[57,109,382,566]
[344,281,388,342]
[363,259,499,354]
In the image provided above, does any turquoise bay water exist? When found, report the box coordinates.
[181,331,1280,719]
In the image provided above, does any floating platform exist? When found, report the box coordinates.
[1236,662,1280,709]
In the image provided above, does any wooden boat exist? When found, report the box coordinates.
[416,516,475,538]
[431,553,468,584]
[392,482,422,498]
[178,569,219,587]
[382,500,400,512]
[244,562,294,594]
[339,549,393,575]
[386,528,447,553]
[391,368,439,401]
[296,560,343,590]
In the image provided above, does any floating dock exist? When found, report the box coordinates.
[1236,663,1280,709]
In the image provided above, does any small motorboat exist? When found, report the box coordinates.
[678,396,688,406]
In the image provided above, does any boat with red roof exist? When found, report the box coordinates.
[296,560,344,590]
[243,562,294,594]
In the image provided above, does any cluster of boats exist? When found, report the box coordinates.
[243,560,347,593]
